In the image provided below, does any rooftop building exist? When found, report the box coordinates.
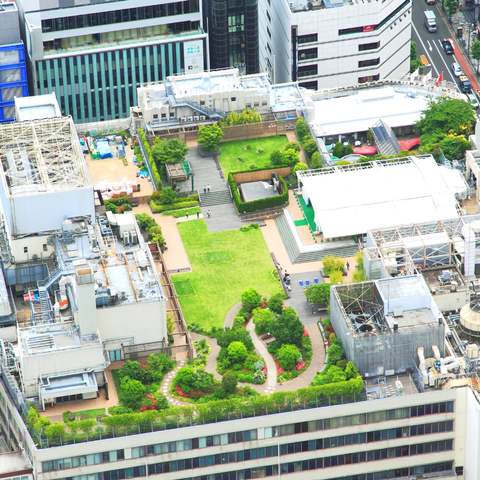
[296,156,468,240]
[14,94,61,122]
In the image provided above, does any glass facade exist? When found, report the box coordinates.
[35,39,205,123]
[206,0,259,75]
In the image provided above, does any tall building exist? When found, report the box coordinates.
[0,0,29,122]
[258,0,411,90]
[203,0,259,75]
[15,0,207,124]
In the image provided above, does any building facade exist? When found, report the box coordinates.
[0,1,29,122]
[16,0,207,124]
[258,0,411,90]
[203,0,259,75]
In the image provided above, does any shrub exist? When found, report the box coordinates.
[105,195,130,206]
[121,203,132,212]
[138,129,161,189]
[322,256,344,275]
[333,142,344,158]
[284,141,301,153]
[135,212,156,231]
[217,327,254,352]
[293,163,308,174]
[252,307,275,334]
[266,293,284,315]
[277,344,301,371]
[269,150,284,167]
[227,341,248,363]
[282,149,300,167]
[213,387,228,399]
[303,138,318,158]
[329,271,343,284]
[222,372,238,394]
[241,287,262,313]
[119,377,146,409]
[105,203,119,214]
[310,151,322,168]
[295,118,310,141]
[173,367,197,394]
[161,187,177,205]
[344,144,354,155]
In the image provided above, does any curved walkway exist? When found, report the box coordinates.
[161,359,190,406]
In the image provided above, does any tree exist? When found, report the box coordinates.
[344,144,354,155]
[119,360,143,382]
[197,124,224,151]
[222,372,238,394]
[78,419,96,435]
[352,269,367,282]
[416,96,476,145]
[327,343,344,366]
[295,118,310,141]
[160,186,177,204]
[227,341,248,363]
[282,149,300,166]
[193,369,215,392]
[310,151,322,168]
[410,41,423,73]
[305,283,330,305]
[345,361,359,380]
[293,162,308,174]
[135,212,156,231]
[106,203,119,214]
[216,327,254,351]
[277,344,300,370]
[151,138,189,165]
[329,270,343,285]
[45,422,66,439]
[322,256,345,275]
[241,287,262,313]
[120,377,146,409]
[153,392,169,410]
[303,138,318,157]
[269,149,284,167]
[173,367,197,393]
[219,108,263,126]
[252,307,275,333]
[472,41,480,73]
[266,293,284,315]
[284,141,301,153]
[332,142,344,158]
[270,307,304,346]
[444,0,457,17]
[148,225,165,245]
[441,134,471,160]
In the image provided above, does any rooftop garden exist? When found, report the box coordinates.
[172,220,282,331]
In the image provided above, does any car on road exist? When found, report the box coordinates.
[426,0,435,4]
[451,62,463,77]
[465,91,479,109]
[442,40,454,54]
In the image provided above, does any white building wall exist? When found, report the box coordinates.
[259,0,411,89]
[10,236,55,264]
[97,300,167,353]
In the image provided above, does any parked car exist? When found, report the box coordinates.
[442,40,454,54]
[451,62,463,77]
[465,91,479,109]
[261,333,273,340]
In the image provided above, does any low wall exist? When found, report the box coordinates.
[232,167,291,183]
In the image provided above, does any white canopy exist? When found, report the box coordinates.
[298,157,468,239]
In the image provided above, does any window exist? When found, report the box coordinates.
[267,27,272,38]
[23,247,28,253]
[297,64,318,78]
[266,11,271,22]
[231,97,236,102]
[299,48,317,60]
[359,58,380,68]
[43,244,48,251]
[358,74,380,83]
[298,33,318,44]
[359,41,380,51]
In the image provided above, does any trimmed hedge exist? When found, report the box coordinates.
[150,200,198,213]
[138,128,162,190]
[104,196,130,207]
[228,172,288,213]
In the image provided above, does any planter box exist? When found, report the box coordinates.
[197,145,220,157]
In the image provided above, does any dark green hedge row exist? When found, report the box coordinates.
[104,196,130,206]
[228,172,288,213]
[138,128,162,190]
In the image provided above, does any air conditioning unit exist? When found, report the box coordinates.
[200,115,206,120]
[193,116,200,121]
[181,117,187,122]
[187,116,193,122]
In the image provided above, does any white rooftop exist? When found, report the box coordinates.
[309,86,467,137]
[14,93,61,122]
[298,156,468,239]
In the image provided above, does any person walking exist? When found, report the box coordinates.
[207,210,211,218]
[196,211,200,219]
[346,262,350,271]
[207,184,211,192]
[185,211,189,219]
[203,185,206,193]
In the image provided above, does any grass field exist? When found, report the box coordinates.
[218,136,289,177]
[203,250,233,264]
[63,408,106,422]
[173,278,196,296]
[172,220,282,329]
[162,207,200,218]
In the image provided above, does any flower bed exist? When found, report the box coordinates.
[175,385,206,398]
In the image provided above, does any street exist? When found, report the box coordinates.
[411,0,459,84]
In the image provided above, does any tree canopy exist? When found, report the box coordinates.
[151,138,189,165]
[270,307,304,347]
[197,124,224,151]
[416,96,475,146]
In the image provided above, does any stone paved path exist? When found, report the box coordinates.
[161,359,189,406]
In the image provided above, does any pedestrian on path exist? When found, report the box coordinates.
[346,262,350,271]
[186,211,189,219]
[203,185,206,193]
[196,210,200,219]
[207,210,211,218]
[207,184,211,192]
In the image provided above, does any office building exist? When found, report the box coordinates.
[0,1,29,122]
[16,0,207,124]
[203,0,259,74]
[258,0,411,90]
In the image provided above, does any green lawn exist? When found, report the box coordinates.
[63,408,106,422]
[173,278,196,296]
[161,207,200,218]
[218,136,289,177]
[172,220,282,329]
